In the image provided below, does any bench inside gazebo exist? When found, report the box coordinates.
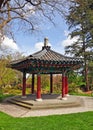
[9,38,83,101]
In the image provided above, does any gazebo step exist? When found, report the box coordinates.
[8,99,32,109]
[7,97,81,110]
[10,98,33,106]
[31,103,81,110]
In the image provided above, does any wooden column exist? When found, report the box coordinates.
[65,76,69,96]
[62,73,67,100]
[22,71,26,97]
[50,73,53,94]
[32,74,35,94]
[36,74,42,101]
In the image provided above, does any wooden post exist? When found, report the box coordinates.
[65,76,69,96]
[22,71,26,97]
[50,73,53,94]
[36,74,42,101]
[32,74,35,94]
[62,73,67,100]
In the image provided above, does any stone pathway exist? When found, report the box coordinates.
[0,96,93,117]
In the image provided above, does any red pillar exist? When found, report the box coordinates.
[50,74,53,94]
[22,72,26,97]
[32,74,35,94]
[62,74,65,98]
[36,74,42,101]
[65,76,69,95]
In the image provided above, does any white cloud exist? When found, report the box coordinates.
[64,30,70,37]
[2,36,19,50]
[35,42,44,50]
[23,4,35,18]
[61,35,79,47]
[35,41,51,51]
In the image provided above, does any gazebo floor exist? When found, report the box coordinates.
[7,94,83,110]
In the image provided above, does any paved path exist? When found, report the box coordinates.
[0,96,93,117]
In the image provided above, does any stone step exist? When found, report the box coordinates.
[31,103,81,110]
[11,98,33,106]
[8,99,32,109]
[7,98,81,110]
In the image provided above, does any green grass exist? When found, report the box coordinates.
[70,92,92,97]
[0,111,93,130]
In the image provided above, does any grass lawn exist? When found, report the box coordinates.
[0,111,93,130]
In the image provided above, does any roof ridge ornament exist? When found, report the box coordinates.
[44,37,48,46]
[42,37,51,50]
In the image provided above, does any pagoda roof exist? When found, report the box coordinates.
[10,38,83,74]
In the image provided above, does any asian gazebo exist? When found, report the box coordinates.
[10,38,83,101]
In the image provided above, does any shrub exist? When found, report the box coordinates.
[0,94,3,102]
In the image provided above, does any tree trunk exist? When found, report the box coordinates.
[82,32,89,91]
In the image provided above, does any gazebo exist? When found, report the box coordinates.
[10,38,83,101]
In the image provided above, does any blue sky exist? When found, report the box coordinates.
[14,14,69,55]
[2,13,78,56]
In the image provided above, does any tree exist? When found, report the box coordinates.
[41,74,50,93]
[0,46,24,92]
[0,0,67,39]
[0,57,15,87]
[88,61,93,89]
[53,74,61,93]
[65,0,93,91]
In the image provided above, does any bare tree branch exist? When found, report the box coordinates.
[0,0,68,41]
[0,0,11,8]
[0,0,4,8]
[25,0,41,6]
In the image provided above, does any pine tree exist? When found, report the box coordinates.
[65,0,93,91]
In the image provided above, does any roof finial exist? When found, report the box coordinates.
[42,37,50,50]
[44,37,48,46]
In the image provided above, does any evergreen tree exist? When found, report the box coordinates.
[65,0,93,91]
